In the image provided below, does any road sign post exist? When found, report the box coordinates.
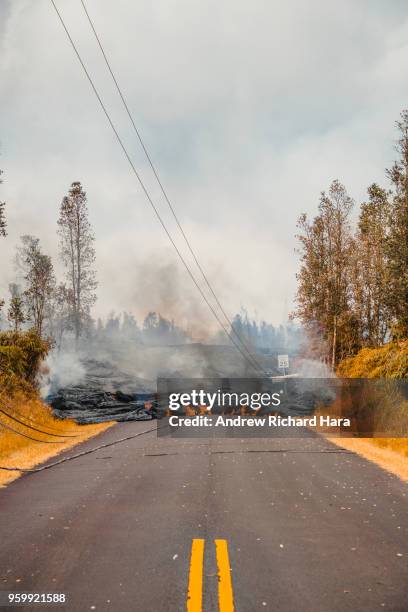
[278,354,289,376]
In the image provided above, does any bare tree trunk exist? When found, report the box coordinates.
[331,315,337,371]
[76,217,81,346]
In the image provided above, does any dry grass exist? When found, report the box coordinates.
[330,341,408,480]
[337,340,408,378]
[369,437,408,456]
[0,391,113,487]
[331,437,408,483]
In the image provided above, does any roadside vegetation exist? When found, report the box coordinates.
[0,328,111,487]
[337,340,408,379]
[0,330,49,392]
[294,110,408,370]
[0,391,111,488]
[293,110,408,478]
[0,169,112,486]
[336,341,408,464]
[0,361,111,488]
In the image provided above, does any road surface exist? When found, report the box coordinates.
[0,422,407,611]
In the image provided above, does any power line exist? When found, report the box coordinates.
[0,423,162,472]
[51,0,264,375]
[0,394,80,437]
[78,0,265,371]
[0,417,65,444]
[0,423,353,474]
[0,405,77,439]
[49,0,266,376]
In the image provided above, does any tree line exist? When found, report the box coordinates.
[294,109,408,368]
[1,169,297,352]
[92,309,301,350]
[3,177,289,351]
[94,311,191,346]
[213,310,301,352]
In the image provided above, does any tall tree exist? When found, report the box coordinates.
[57,182,97,345]
[8,297,25,332]
[47,283,73,351]
[0,167,6,238]
[350,184,390,346]
[385,109,408,338]
[121,312,141,342]
[15,235,55,338]
[7,285,25,333]
[0,167,6,319]
[295,180,355,368]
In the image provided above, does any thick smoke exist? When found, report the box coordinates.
[127,255,218,341]
[37,253,304,395]
[39,351,85,398]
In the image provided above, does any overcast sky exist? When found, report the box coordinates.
[1,0,408,333]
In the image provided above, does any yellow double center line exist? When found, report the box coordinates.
[187,539,205,611]
[187,538,234,611]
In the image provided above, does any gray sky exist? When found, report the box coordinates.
[1,0,408,333]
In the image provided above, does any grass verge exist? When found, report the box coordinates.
[330,437,408,483]
[0,392,113,487]
[333,340,408,480]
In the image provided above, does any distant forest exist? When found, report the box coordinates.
[0,179,298,352]
[94,309,302,351]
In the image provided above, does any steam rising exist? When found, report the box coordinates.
[297,359,335,378]
[39,351,85,398]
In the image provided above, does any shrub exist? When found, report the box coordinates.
[337,341,408,379]
[0,330,50,390]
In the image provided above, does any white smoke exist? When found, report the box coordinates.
[39,350,86,398]
[296,358,335,378]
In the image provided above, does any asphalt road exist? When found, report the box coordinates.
[0,422,407,612]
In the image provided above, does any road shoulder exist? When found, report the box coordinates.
[330,437,408,483]
[0,419,113,488]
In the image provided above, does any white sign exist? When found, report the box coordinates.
[278,354,289,369]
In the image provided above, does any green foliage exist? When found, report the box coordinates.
[16,234,55,337]
[0,330,50,387]
[385,110,408,338]
[7,295,25,332]
[294,180,355,367]
[295,110,408,365]
[0,345,26,377]
[352,184,390,347]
